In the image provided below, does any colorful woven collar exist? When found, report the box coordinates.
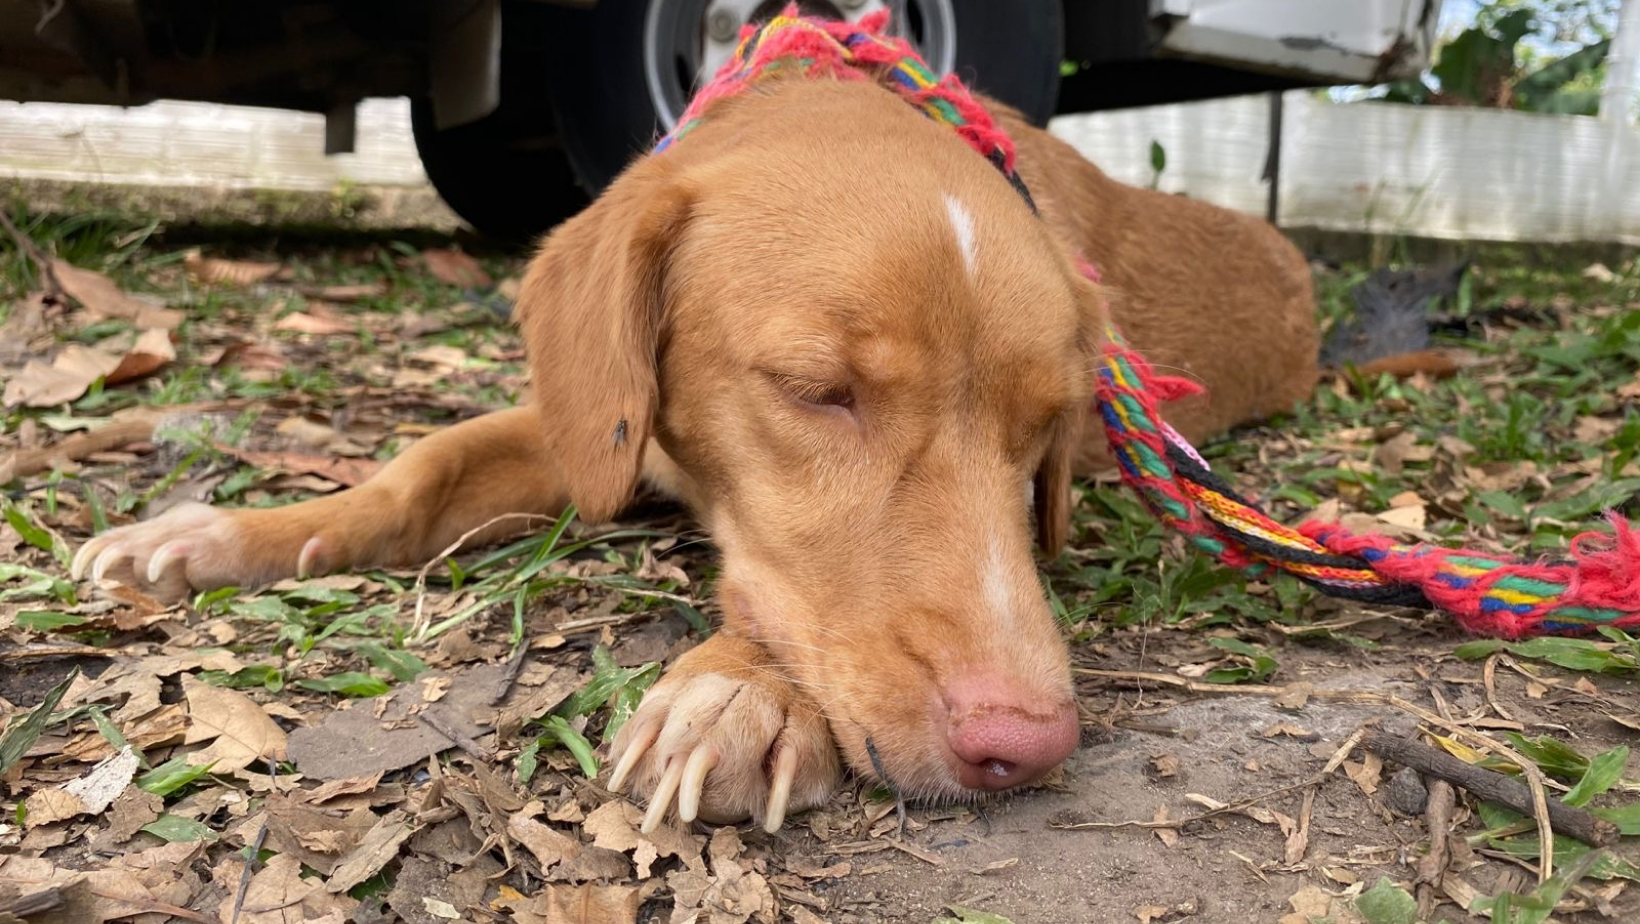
[653,7,1035,212]
[652,7,1640,639]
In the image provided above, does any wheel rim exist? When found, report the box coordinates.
[642,0,958,129]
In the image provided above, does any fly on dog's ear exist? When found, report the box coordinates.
[513,159,693,524]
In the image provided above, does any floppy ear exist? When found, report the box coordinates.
[1033,412,1081,556]
[513,162,692,524]
[1033,268,1106,556]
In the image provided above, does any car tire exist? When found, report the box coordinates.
[409,3,595,242]
[410,98,590,243]
[554,0,1064,194]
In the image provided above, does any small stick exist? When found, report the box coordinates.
[230,758,279,924]
[0,886,62,915]
[490,641,532,706]
[408,512,554,640]
[0,643,119,661]
[1483,654,1514,722]
[1287,727,1366,864]
[0,206,64,295]
[1360,729,1617,848]
[1416,779,1456,920]
[418,710,495,763]
[0,415,162,483]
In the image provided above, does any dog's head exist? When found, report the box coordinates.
[516,79,1102,799]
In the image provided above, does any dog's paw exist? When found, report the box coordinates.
[604,636,840,833]
[71,502,323,599]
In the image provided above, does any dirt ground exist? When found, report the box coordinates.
[1,207,1638,924]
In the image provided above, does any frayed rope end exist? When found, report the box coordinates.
[1568,512,1640,613]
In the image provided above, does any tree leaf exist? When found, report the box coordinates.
[1562,746,1628,807]
[0,669,78,775]
[296,672,391,698]
[1355,877,1418,924]
[141,813,220,842]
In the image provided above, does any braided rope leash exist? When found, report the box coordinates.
[1095,323,1640,639]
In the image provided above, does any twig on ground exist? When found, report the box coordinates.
[490,641,532,705]
[0,411,169,483]
[0,205,65,295]
[230,758,279,924]
[418,709,496,763]
[0,643,120,662]
[1288,727,1366,865]
[408,512,555,641]
[1360,728,1617,848]
[1482,653,1514,722]
[1415,778,1456,920]
[0,886,63,915]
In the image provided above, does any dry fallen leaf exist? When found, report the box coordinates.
[22,746,141,827]
[422,247,492,288]
[212,442,382,488]
[1583,262,1616,283]
[183,249,282,286]
[1345,753,1383,796]
[1372,431,1432,476]
[1278,885,1335,924]
[274,311,355,335]
[508,802,583,873]
[3,328,176,408]
[181,674,289,773]
[2,344,122,408]
[1152,804,1179,848]
[325,809,414,894]
[50,259,182,329]
[105,329,176,386]
[275,415,340,450]
[1375,503,1427,532]
[541,883,640,924]
[296,282,386,302]
[1260,722,1315,740]
[221,853,356,923]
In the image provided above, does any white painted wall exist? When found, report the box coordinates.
[2,92,1637,244]
[0,98,425,190]
[1051,91,1640,245]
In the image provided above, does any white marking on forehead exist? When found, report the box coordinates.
[982,533,1016,626]
[943,193,977,277]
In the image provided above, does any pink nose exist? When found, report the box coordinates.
[943,674,1080,791]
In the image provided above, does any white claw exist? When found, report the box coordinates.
[641,756,686,834]
[70,539,101,581]
[296,536,324,580]
[90,544,124,584]
[763,745,798,834]
[605,721,659,794]
[677,746,720,824]
[147,540,188,584]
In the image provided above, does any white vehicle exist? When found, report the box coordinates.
[0,0,1441,237]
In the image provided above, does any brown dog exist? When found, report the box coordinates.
[72,74,1317,832]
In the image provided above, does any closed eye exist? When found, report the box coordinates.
[766,372,856,413]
